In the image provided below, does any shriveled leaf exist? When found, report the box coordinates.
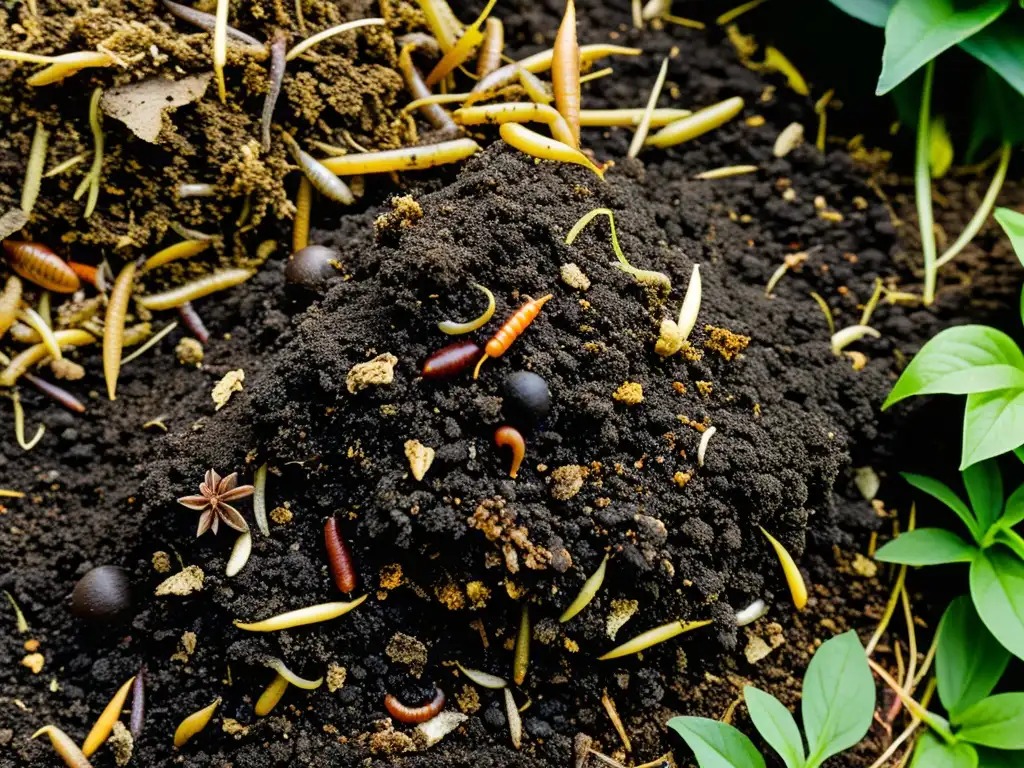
[970,548,1024,660]
[936,596,1010,721]
[102,74,213,143]
[667,717,766,768]
[874,528,977,566]
[910,732,978,768]
[962,460,1003,534]
[901,472,981,542]
[826,0,894,27]
[962,389,1024,469]
[958,693,1024,749]
[743,687,805,768]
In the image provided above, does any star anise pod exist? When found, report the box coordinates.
[178,469,254,537]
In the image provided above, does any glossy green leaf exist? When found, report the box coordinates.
[993,528,1024,561]
[801,631,875,768]
[910,732,979,768]
[877,0,1009,95]
[963,460,1003,533]
[962,388,1024,469]
[970,548,1024,660]
[960,14,1024,100]
[966,69,1024,160]
[883,326,1024,409]
[1000,481,1024,527]
[874,528,978,565]
[667,717,766,768]
[958,694,1024,749]
[976,747,1023,767]
[743,687,804,768]
[936,596,1010,721]
[902,472,981,543]
[827,0,894,26]
[994,208,1024,267]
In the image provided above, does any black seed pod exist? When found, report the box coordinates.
[502,371,550,427]
[71,565,133,623]
[285,245,339,290]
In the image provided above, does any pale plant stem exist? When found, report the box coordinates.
[917,62,937,305]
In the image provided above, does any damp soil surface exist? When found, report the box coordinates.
[2,1,1023,767]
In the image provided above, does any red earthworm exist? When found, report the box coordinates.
[130,665,146,738]
[495,426,525,478]
[261,30,287,152]
[552,0,580,147]
[24,373,86,413]
[476,17,503,77]
[2,241,80,293]
[104,261,137,401]
[384,687,445,723]
[422,340,481,379]
[161,0,265,53]
[68,262,99,288]
[473,294,553,379]
[178,302,210,344]
[399,44,458,133]
[324,516,356,593]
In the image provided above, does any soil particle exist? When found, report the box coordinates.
[386,632,428,678]
[154,564,204,595]
[347,352,399,392]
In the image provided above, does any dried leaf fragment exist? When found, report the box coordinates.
[347,353,398,393]
[102,74,213,143]
[404,439,435,481]
[212,369,244,410]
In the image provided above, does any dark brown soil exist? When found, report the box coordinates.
[3,1,1023,767]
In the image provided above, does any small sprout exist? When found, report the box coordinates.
[225,531,252,577]
[384,687,446,723]
[500,123,602,178]
[505,688,522,749]
[646,96,745,149]
[161,0,264,53]
[456,662,507,689]
[177,469,254,537]
[4,590,29,632]
[212,0,229,100]
[21,121,48,215]
[324,516,356,593]
[71,88,104,218]
[2,241,80,292]
[454,103,576,148]
[32,725,93,767]
[716,0,768,24]
[552,0,581,146]
[265,657,324,689]
[286,18,385,60]
[27,51,114,87]
[760,526,808,610]
[831,324,880,355]
[141,240,211,273]
[579,108,691,127]
[601,689,631,752]
[174,698,220,748]
[697,425,716,467]
[438,283,496,335]
[599,618,712,660]
[44,152,88,178]
[474,294,553,378]
[560,553,609,622]
[321,139,482,175]
[253,463,269,536]
[662,13,706,28]
[628,57,669,158]
[565,208,670,292]
[495,426,526,478]
[422,341,482,379]
[255,673,289,716]
[82,675,136,757]
[425,0,498,87]
[404,439,436,481]
[137,268,254,310]
[10,389,45,451]
[735,598,768,627]
[18,307,61,361]
[234,595,368,631]
[773,122,804,158]
[212,369,244,410]
[809,291,835,335]
[762,46,808,96]
[860,278,884,325]
[121,320,179,366]
[0,329,95,387]
[513,604,530,685]
[694,165,759,179]
[656,264,701,357]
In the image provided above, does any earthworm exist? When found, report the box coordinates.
[234,595,367,631]
[130,666,146,738]
[82,675,136,756]
[494,425,525,478]
[513,604,530,685]
[27,51,113,87]
[579,108,691,127]
[831,324,880,355]
[0,329,94,387]
[137,268,254,310]
[103,261,137,400]
[21,121,48,215]
[735,599,768,627]
[173,698,220,748]
[256,673,289,716]
[425,0,497,87]
[399,45,458,133]
[178,302,210,343]
[161,0,265,53]
[476,18,503,77]
[761,527,808,610]
[2,241,80,292]
[31,725,93,767]
[599,618,712,660]
[141,240,211,272]
[10,389,44,450]
[645,97,745,149]
[559,554,609,623]
[266,657,324,689]
[517,68,553,104]
[68,262,99,288]
[473,293,553,379]
[282,134,355,204]
[438,283,495,334]
[24,373,86,413]
[286,18,385,60]
[396,32,442,55]
[0,276,22,340]
[293,177,312,252]
[455,104,575,147]
[384,687,446,723]
[565,208,669,291]
[320,139,481,175]
[422,341,482,379]
[324,516,356,593]
[498,123,602,178]
[261,31,288,152]
[552,0,580,147]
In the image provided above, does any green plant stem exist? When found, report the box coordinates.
[934,142,1013,269]
[918,61,937,305]
[867,678,937,768]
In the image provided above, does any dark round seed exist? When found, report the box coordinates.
[502,371,550,427]
[71,565,133,623]
[285,245,339,290]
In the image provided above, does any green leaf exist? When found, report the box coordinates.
[960,14,1024,100]
[962,389,1024,469]
[801,631,875,768]
[962,460,1003,534]
[977,747,1023,767]
[667,717,766,768]
[970,548,1024,660]
[902,472,981,543]
[874,528,978,565]
[877,0,1009,95]
[930,116,954,178]
[1001,482,1024,527]
[742,687,804,768]
[994,208,1024,267]
[958,694,1024,749]
[966,70,1024,161]
[827,0,894,26]
[883,326,1024,409]
[936,596,1010,721]
[993,528,1024,561]
[910,732,979,768]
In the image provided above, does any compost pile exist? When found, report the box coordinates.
[6,0,1022,766]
